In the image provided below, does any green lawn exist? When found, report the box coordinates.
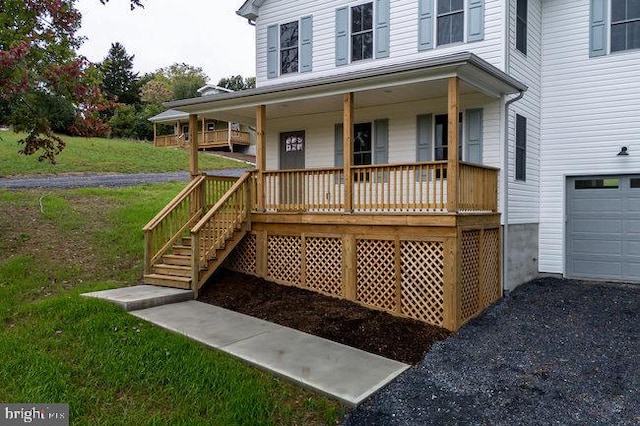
[0,185,344,425]
[0,132,247,177]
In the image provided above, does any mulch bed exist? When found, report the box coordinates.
[198,269,451,365]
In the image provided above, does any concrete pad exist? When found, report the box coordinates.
[132,301,410,406]
[81,285,192,311]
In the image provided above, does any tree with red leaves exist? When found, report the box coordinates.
[0,0,143,163]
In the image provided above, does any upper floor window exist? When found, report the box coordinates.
[516,0,528,54]
[437,0,464,45]
[420,0,484,50]
[611,0,640,52]
[267,16,313,79]
[515,114,527,181]
[280,21,299,74]
[336,2,389,66]
[351,3,374,62]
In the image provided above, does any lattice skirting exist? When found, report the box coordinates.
[225,232,257,275]
[460,228,501,323]
[224,225,500,330]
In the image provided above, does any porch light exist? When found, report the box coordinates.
[617,146,629,156]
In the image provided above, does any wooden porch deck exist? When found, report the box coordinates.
[154,129,250,150]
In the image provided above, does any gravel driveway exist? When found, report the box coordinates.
[344,278,639,425]
[0,169,246,190]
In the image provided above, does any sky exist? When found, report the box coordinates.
[76,0,256,84]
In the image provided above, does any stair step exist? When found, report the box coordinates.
[143,274,191,289]
[153,264,192,277]
[181,237,192,246]
[172,245,192,256]
[162,254,191,266]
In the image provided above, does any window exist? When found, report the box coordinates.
[437,0,464,46]
[631,178,640,188]
[611,0,640,52]
[280,21,299,74]
[206,122,216,132]
[353,122,372,165]
[575,178,619,189]
[434,113,463,161]
[516,0,527,54]
[182,124,189,141]
[351,3,374,62]
[515,114,526,181]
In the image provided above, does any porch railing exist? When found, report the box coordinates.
[191,173,252,286]
[253,161,497,213]
[154,131,250,148]
[142,175,237,274]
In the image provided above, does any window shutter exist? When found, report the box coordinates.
[416,114,433,161]
[335,123,344,167]
[375,0,390,58]
[267,25,278,78]
[467,0,485,42]
[418,0,434,51]
[590,0,607,57]
[466,109,483,163]
[300,16,313,72]
[374,119,389,164]
[336,7,349,66]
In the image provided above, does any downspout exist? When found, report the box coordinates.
[502,90,525,293]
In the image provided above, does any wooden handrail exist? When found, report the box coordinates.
[191,172,252,234]
[351,160,448,170]
[143,175,206,231]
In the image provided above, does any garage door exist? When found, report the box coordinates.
[566,175,640,281]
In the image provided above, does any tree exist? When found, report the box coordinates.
[217,75,256,91]
[160,63,208,100]
[0,0,143,162]
[101,42,140,105]
[139,74,173,104]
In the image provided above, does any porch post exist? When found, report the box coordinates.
[153,122,157,146]
[447,77,459,213]
[201,117,206,145]
[189,113,199,179]
[343,92,354,212]
[256,105,266,211]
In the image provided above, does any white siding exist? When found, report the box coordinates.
[506,0,542,224]
[264,96,501,170]
[540,0,640,274]
[254,0,506,87]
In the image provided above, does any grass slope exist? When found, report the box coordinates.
[0,186,343,425]
[0,132,247,177]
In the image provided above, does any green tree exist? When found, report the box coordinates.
[160,63,208,100]
[217,75,256,91]
[139,74,173,104]
[101,42,140,105]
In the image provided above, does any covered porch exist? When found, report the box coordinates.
[148,109,251,151]
[144,53,526,331]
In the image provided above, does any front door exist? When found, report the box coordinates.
[279,131,305,207]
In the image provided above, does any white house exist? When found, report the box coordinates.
[143,0,640,332]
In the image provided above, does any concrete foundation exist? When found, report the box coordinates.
[504,223,539,291]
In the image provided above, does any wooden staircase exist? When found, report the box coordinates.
[142,172,253,295]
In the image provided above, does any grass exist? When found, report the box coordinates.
[0,185,344,425]
[0,132,248,177]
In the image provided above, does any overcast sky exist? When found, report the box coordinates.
[76,0,256,84]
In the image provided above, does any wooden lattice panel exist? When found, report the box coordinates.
[267,235,301,286]
[400,241,445,326]
[481,229,501,307]
[356,239,397,311]
[305,237,343,296]
[226,233,257,275]
[461,230,481,322]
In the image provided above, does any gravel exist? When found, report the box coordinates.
[0,169,246,190]
[343,278,640,425]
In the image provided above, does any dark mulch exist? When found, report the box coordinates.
[198,269,451,364]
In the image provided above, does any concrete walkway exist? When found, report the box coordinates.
[82,285,409,406]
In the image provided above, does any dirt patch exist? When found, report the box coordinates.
[198,269,451,364]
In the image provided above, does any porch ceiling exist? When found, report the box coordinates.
[165,52,527,126]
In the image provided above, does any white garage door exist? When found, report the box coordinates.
[566,175,640,281]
